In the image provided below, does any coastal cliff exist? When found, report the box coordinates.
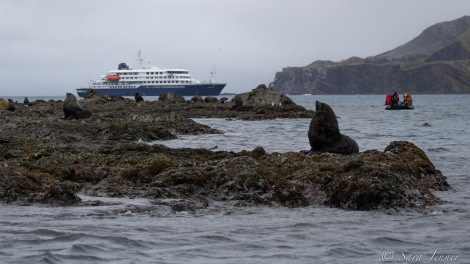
[273,15,470,94]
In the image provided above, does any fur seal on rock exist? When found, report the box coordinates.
[308,101,359,155]
[7,99,16,111]
[134,92,144,102]
[63,93,92,119]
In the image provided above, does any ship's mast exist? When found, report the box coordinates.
[137,50,144,69]
[210,65,216,84]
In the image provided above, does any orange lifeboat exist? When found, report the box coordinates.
[107,75,120,82]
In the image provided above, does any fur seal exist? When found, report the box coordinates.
[134,92,144,102]
[63,93,92,119]
[307,101,359,155]
[7,99,16,111]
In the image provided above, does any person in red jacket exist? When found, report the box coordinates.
[385,93,392,106]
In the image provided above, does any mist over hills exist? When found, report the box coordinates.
[273,16,470,94]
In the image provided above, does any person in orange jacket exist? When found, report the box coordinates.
[403,93,413,106]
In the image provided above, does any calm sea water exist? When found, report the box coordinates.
[1,94,469,263]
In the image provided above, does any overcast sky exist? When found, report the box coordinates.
[1,0,469,96]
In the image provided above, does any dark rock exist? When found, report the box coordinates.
[231,96,243,108]
[190,95,204,103]
[231,84,299,108]
[0,136,13,144]
[158,92,185,103]
[204,96,218,103]
[6,150,26,158]
[254,107,265,114]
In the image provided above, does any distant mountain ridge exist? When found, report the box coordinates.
[273,15,470,94]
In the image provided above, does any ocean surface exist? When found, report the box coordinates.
[1,94,469,263]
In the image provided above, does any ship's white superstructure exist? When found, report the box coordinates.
[77,52,225,97]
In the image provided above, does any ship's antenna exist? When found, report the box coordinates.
[210,65,216,83]
[137,50,144,68]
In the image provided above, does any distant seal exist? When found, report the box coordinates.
[7,99,16,111]
[134,92,144,102]
[307,101,359,155]
[63,93,92,119]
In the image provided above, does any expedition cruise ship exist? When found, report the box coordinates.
[76,53,226,97]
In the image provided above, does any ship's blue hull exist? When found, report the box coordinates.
[76,83,226,98]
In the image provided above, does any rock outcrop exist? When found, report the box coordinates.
[273,16,470,94]
[0,93,451,210]
[229,84,311,119]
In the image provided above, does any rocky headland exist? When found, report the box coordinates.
[0,87,451,211]
[273,15,470,94]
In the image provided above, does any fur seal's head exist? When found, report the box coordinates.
[65,93,82,108]
[313,101,339,130]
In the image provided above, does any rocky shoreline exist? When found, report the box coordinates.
[0,86,451,210]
